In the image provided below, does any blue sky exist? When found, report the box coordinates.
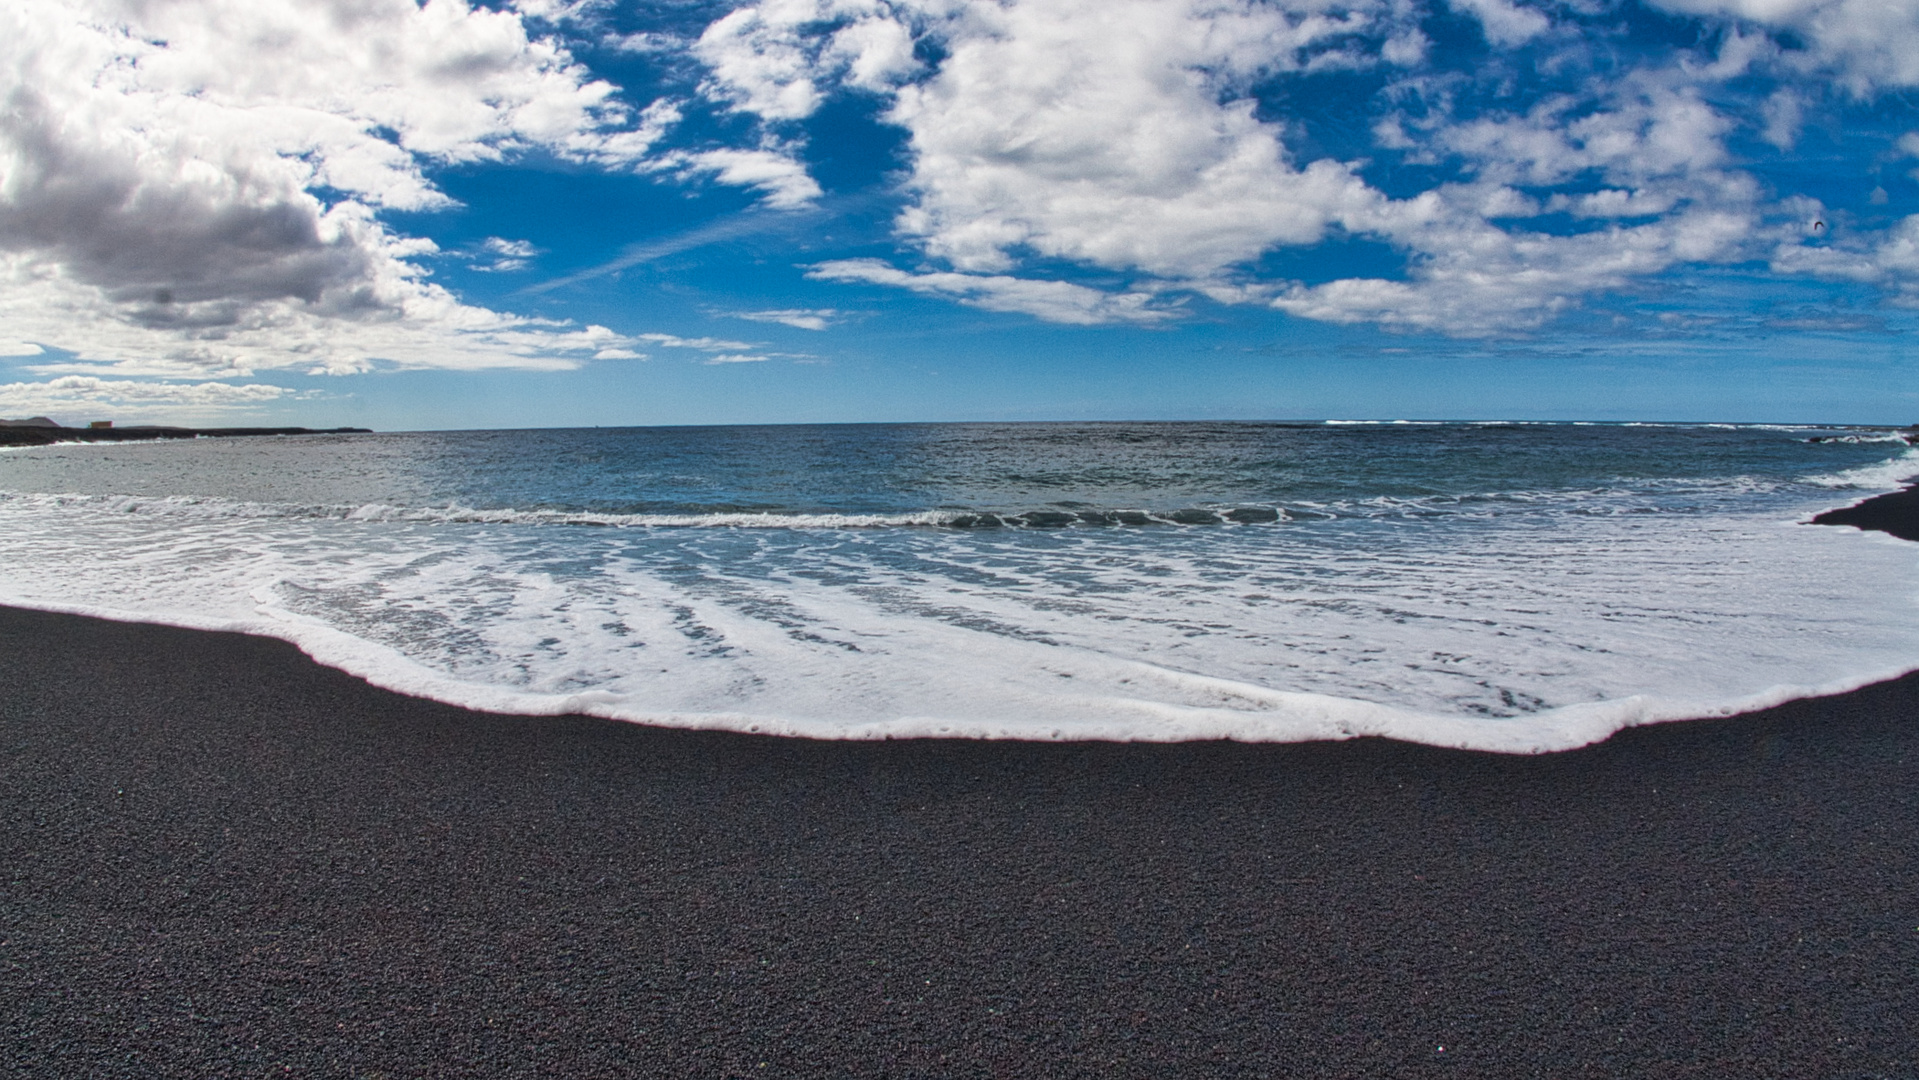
[3,0,1918,428]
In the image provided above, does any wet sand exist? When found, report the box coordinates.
[1813,483,1919,542]
[2,602,1916,1077]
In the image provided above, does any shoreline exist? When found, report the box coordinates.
[1811,481,1919,541]
[0,475,1913,753]
[4,602,1917,1075]
[7,591,1914,753]
[0,424,372,448]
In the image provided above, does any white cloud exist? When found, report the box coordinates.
[1648,0,1919,92]
[883,0,1388,278]
[1447,0,1551,47]
[661,147,825,209]
[0,251,650,376]
[636,333,761,351]
[1760,88,1804,149]
[689,0,1404,277]
[692,0,1793,336]
[605,31,687,54]
[1433,82,1735,190]
[727,308,845,330]
[0,375,308,421]
[674,0,921,207]
[1772,214,1919,306]
[694,0,921,122]
[829,13,921,91]
[0,0,671,377]
[820,4,1779,333]
[1380,28,1430,66]
[673,0,1919,340]
[470,237,540,272]
[808,259,1178,325]
[11,0,1907,368]
[1274,204,1761,333]
[595,333,798,365]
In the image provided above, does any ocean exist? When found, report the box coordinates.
[2,420,1915,752]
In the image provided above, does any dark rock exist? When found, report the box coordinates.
[1165,508,1222,525]
[1224,507,1281,523]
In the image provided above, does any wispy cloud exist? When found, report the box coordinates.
[637,333,758,351]
[0,376,314,421]
[518,208,816,296]
[808,260,1179,326]
[723,308,844,331]
[468,238,540,273]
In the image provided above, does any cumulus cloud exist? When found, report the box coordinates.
[1772,214,1919,306]
[0,0,668,376]
[1432,82,1737,191]
[669,0,923,208]
[1447,0,1550,47]
[606,31,688,54]
[0,252,647,376]
[808,259,1178,325]
[16,0,1916,360]
[689,0,1406,277]
[884,0,1389,278]
[1266,71,1788,332]
[1760,88,1804,149]
[690,0,1811,334]
[720,0,1909,335]
[1648,0,1919,92]
[694,0,922,122]
[1275,203,1761,332]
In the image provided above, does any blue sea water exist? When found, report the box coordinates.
[2,420,1916,751]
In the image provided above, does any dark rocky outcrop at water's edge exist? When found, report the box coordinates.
[0,423,371,447]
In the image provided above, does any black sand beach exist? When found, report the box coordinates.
[3,605,1916,1077]
[1814,484,1919,542]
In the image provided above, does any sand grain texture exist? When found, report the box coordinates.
[2,605,1916,1078]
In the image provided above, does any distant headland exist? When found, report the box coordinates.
[0,417,371,447]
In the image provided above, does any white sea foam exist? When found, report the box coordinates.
[1804,432,1909,444]
[2,483,1917,753]
[1803,448,1919,490]
[0,484,1799,531]
[0,491,980,529]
